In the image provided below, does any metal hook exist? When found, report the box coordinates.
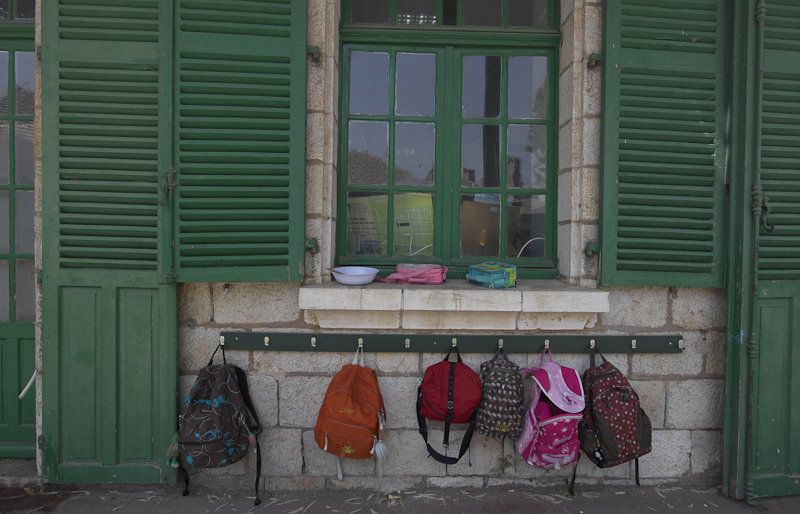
[311,337,316,348]
[590,339,595,349]
[220,336,225,346]
[544,339,550,349]
[632,339,637,349]
[405,338,411,349]
[678,339,684,350]
[264,336,269,347]
[358,338,364,349]
[452,338,457,348]
[498,338,504,349]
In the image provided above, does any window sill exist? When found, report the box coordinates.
[298,279,609,331]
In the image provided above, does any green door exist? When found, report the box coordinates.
[40,1,177,482]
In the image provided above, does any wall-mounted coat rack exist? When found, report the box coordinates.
[219,332,683,354]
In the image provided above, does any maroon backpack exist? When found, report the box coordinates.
[417,347,482,464]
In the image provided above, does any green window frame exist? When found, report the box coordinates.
[338,0,560,279]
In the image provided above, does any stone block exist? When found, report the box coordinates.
[558,223,576,282]
[427,476,484,488]
[638,430,691,478]
[631,335,703,377]
[600,287,669,328]
[279,376,332,427]
[253,350,351,375]
[584,4,603,59]
[581,224,600,281]
[263,477,326,491]
[559,69,574,127]
[306,162,324,214]
[581,167,600,221]
[584,63,602,117]
[444,432,503,476]
[517,313,598,330]
[403,283,523,312]
[327,476,421,492]
[629,380,666,429]
[306,112,325,162]
[673,288,727,330]
[302,430,375,477]
[179,326,249,372]
[665,380,725,430]
[307,0,327,50]
[558,171,573,222]
[519,279,610,313]
[561,0,574,26]
[560,9,574,73]
[248,374,279,427]
[379,376,422,430]
[402,311,517,331]
[212,282,301,324]
[311,310,401,329]
[691,430,723,478]
[583,117,601,167]
[703,332,727,376]
[376,352,419,374]
[381,429,446,477]
[178,282,212,324]
[255,428,302,476]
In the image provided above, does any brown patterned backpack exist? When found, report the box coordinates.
[475,347,525,439]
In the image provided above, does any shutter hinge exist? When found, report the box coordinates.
[588,53,602,67]
[37,271,43,284]
[36,46,42,61]
[162,266,178,284]
[305,238,319,253]
[158,166,177,206]
[307,45,321,61]
[585,241,599,257]
[37,435,45,450]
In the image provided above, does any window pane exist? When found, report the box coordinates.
[346,191,388,256]
[394,193,434,257]
[351,0,390,24]
[460,194,500,257]
[0,121,8,184]
[509,56,548,119]
[348,121,389,186]
[398,0,437,25]
[462,56,501,118]
[350,52,389,115]
[15,190,34,254]
[507,125,547,189]
[15,259,35,322]
[396,53,436,116]
[0,52,8,116]
[0,1,7,20]
[510,0,548,28]
[463,0,502,26]
[0,260,8,322]
[395,122,435,186]
[15,0,35,19]
[507,195,546,258]
[15,52,35,115]
[0,191,7,253]
[442,0,457,25]
[461,124,500,188]
[15,121,34,185]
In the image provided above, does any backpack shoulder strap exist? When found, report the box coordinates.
[233,366,262,507]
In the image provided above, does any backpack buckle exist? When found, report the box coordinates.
[446,401,454,410]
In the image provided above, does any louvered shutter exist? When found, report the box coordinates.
[173,0,307,282]
[757,1,800,280]
[599,0,728,286]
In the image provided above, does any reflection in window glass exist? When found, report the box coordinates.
[0,260,8,322]
[16,259,34,322]
[0,52,8,116]
[507,195,546,258]
[16,190,34,254]
[509,0,548,28]
[509,56,548,119]
[395,122,435,186]
[461,124,500,188]
[0,190,8,253]
[351,0,390,24]
[462,56,501,118]
[348,121,389,186]
[507,125,547,189]
[396,53,436,117]
[442,0,457,25]
[0,1,7,20]
[0,121,8,185]
[15,0,35,19]
[463,0,502,26]
[15,52,35,115]
[394,193,434,257]
[350,52,389,115]
[346,191,388,256]
[460,194,500,257]
[398,0,437,25]
[15,121,34,185]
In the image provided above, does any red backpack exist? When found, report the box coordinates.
[417,347,482,464]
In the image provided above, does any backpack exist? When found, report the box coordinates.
[417,346,482,464]
[475,347,525,439]
[465,262,517,289]
[373,264,448,284]
[578,348,652,483]
[176,344,262,506]
[314,346,387,480]
[515,349,585,471]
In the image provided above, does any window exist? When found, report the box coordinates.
[338,0,559,278]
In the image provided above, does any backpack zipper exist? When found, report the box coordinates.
[325,387,381,415]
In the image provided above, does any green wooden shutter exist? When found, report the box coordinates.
[757,1,800,280]
[173,0,307,282]
[599,0,728,286]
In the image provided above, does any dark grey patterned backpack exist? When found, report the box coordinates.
[475,347,525,439]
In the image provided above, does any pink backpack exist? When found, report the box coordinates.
[373,264,447,285]
[515,349,585,470]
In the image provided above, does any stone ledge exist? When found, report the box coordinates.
[299,280,609,330]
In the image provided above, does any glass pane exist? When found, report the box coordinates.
[461,124,500,188]
[398,0,437,25]
[15,0,35,19]
[395,122,435,186]
[396,53,436,116]
[0,52,8,115]
[0,1,7,20]
[460,194,500,257]
[510,0,548,28]
[0,121,8,184]
[507,125,547,189]
[15,52,35,115]
[15,121,34,185]
[507,195,546,258]
[0,191,8,253]
[442,0,457,25]
[509,56,548,119]
[15,259,35,322]
[350,0,390,24]
[348,121,389,186]
[346,191,388,256]
[394,193,434,257]
[0,260,8,322]
[350,52,389,115]
[462,55,501,119]
[463,0,502,26]
[15,190,34,254]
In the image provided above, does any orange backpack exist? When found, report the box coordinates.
[314,348,387,478]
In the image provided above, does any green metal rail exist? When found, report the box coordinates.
[220,332,683,354]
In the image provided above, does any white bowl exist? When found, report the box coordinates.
[331,266,379,285]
